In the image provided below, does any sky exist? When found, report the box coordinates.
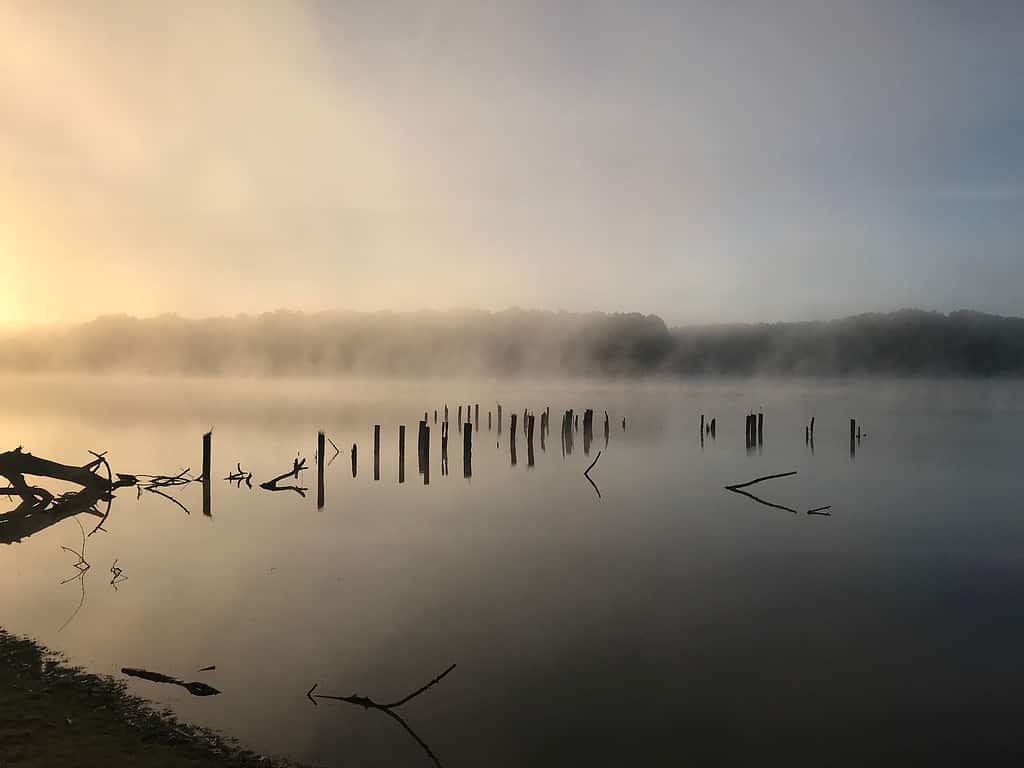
[1,0,1022,327]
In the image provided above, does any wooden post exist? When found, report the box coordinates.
[399,425,406,484]
[441,420,449,476]
[757,412,764,445]
[710,417,716,437]
[475,404,480,432]
[423,425,430,485]
[527,413,536,467]
[463,422,472,478]
[444,404,449,423]
[202,431,212,518]
[489,410,492,431]
[434,409,437,424]
[700,414,705,436]
[497,404,503,434]
[810,417,815,439]
[510,413,518,466]
[351,443,357,478]
[317,430,325,508]
[373,425,380,481]
[458,405,462,432]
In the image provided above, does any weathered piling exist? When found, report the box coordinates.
[351,443,358,478]
[488,410,492,431]
[540,412,547,451]
[497,403,503,434]
[463,422,472,478]
[622,417,626,431]
[710,417,716,437]
[202,431,212,517]
[317,430,325,508]
[850,418,856,458]
[434,409,437,424]
[458,406,463,433]
[582,409,594,455]
[373,425,381,481]
[527,413,536,467]
[444,404,449,423]
[574,413,579,432]
[441,420,449,476]
[700,414,705,435]
[510,413,518,466]
[757,412,764,445]
[423,425,430,485]
[203,430,214,520]
[399,425,406,483]
[475,404,480,432]
[810,417,815,440]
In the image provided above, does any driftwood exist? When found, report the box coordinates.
[109,559,127,589]
[56,517,91,631]
[724,472,831,516]
[136,469,196,515]
[260,457,308,496]
[0,447,137,544]
[225,463,253,489]
[121,667,221,697]
[583,450,602,499]
[307,663,456,768]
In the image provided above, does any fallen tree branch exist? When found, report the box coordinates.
[307,663,456,768]
[583,450,602,499]
[260,457,308,496]
[724,471,798,491]
[225,463,253,489]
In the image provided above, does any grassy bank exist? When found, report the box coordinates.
[0,629,305,767]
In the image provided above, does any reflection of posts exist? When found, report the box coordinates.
[510,413,518,466]
[317,431,325,509]
[399,425,406,483]
[202,431,212,517]
[374,425,381,481]
[527,413,535,467]
[441,421,449,476]
[423,425,430,485]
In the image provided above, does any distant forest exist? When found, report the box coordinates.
[2,309,1023,377]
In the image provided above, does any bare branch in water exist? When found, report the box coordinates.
[225,462,253,489]
[584,450,602,499]
[725,471,831,517]
[308,663,457,768]
[260,456,308,496]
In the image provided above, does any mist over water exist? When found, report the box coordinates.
[3,308,1024,377]
[3,374,1023,765]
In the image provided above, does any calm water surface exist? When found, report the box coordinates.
[2,375,1023,766]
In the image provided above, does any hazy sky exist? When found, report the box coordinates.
[2,1,1022,327]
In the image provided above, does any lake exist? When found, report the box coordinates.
[2,375,1023,766]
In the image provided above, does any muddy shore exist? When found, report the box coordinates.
[0,628,312,767]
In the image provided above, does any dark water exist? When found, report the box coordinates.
[2,375,1023,766]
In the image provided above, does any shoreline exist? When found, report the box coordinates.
[0,628,310,767]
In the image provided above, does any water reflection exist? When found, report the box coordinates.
[309,663,457,768]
